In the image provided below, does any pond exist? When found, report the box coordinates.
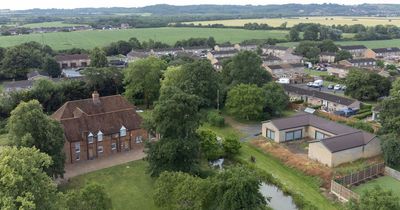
[260,182,298,210]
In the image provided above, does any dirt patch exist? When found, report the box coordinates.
[250,138,333,189]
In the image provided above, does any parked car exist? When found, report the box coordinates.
[312,80,324,88]
[307,82,314,87]
[328,84,334,89]
[341,85,347,91]
[334,84,341,90]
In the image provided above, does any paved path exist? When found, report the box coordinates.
[225,116,262,142]
[62,149,145,180]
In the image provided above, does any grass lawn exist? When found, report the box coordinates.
[187,16,400,27]
[353,176,400,197]
[0,27,289,50]
[238,143,339,210]
[60,160,159,210]
[200,122,245,139]
[0,134,9,146]
[22,21,88,28]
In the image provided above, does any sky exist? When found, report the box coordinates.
[1,0,400,10]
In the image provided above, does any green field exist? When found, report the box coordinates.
[22,21,88,28]
[61,160,159,210]
[187,16,400,27]
[280,38,400,49]
[353,176,400,197]
[0,27,289,50]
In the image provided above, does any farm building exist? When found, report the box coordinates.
[261,113,381,167]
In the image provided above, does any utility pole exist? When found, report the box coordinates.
[217,89,220,111]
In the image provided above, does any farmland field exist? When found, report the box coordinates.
[187,16,400,27]
[0,27,289,50]
[21,21,88,28]
[280,38,400,49]
[352,176,400,198]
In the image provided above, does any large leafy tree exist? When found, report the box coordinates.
[162,59,220,107]
[1,44,44,78]
[124,56,166,108]
[226,84,266,120]
[222,51,271,87]
[335,50,353,62]
[198,129,223,160]
[8,100,65,177]
[90,47,108,68]
[154,171,209,210]
[146,137,200,177]
[151,86,200,138]
[347,186,400,210]
[83,67,123,95]
[380,134,400,167]
[345,69,391,101]
[42,55,61,78]
[64,183,112,210]
[0,147,59,209]
[207,166,268,210]
[263,82,289,116]
[288,28,300,41]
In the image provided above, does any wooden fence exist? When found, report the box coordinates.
[331,162,385,202]
[331,180,360,202]
[336,163,385,186]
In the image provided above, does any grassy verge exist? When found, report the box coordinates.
[238,143,339,210]
[199,122,245,139]
[60,160,159,210]
[352,176,400,197]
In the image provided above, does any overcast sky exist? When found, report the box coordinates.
[1,0,400,10]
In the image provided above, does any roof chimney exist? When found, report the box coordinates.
[92,91,100,105]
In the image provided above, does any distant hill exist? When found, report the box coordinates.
[7,4,400,17]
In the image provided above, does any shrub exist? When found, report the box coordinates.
[207,111,225,127]
[222,135,241,158]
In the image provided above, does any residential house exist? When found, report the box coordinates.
[319,52,336,63]
[55,54,91,69]
[261,55,283,66]
[261,45,291,57]
[62,69,84,78]
[207,50,239,64]
[283,84,361,112]
[152,47,183,57]
[127,50,151,62]
[182,46,211,58]
[235,44,258,51]
[214,44,237,51]
[338,45,372,58]
[371,47,400,60]
[339,58,377,68]
[264,63,305,79]
[27,70,49,80]
[261,113,381,167]
[327,64,352,78]
[52,92,148,164]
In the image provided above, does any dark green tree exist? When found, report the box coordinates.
[222,51,271,87]
[380,134,400,167]
[8,100,65,177]
[345,69,390,101]
[222,134,241,158]
[263,82,289,116]
[288,28,300,41]
[42,56,61,78]
[335,50,353,62]
[90,47,108,68]
[83,67,123,95]
[226,84,266,120]
[64,183,112,210]
[124,56,166,108]
[0,147,59,210]
[198,129,223,160]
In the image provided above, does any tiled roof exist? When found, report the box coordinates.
[283,84,357,106]
[55,54,89,62]
[372,47,400,53]
[339,45,367,50]
[269,113,376,153]
[52,94,142,142]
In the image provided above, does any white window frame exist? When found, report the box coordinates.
[120,126,127,137]
[97,131,103,142]
[135,136,143,144]
[88,132,94,144]
[111,143,117,150]
[98,146,104,153]
[75,142,81,153]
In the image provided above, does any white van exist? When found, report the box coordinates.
[312,80,323,88]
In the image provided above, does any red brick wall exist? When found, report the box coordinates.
[65,128,148,164]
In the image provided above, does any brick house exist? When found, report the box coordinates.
[52,92,148,164]
[55,54,91,69]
